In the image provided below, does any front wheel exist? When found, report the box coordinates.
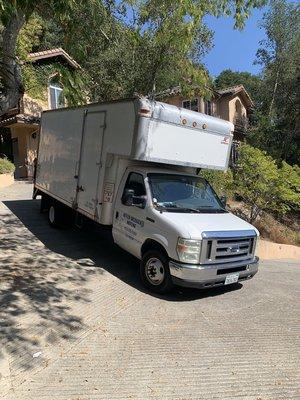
[140,250,174,294]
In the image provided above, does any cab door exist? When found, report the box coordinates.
[113,171,148,258]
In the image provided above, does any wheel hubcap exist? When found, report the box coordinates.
[145,257,165,285]
[49,206,55,223]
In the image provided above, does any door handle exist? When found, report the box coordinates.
[77,185,84,192]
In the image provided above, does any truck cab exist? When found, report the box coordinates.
[112,165,259,293]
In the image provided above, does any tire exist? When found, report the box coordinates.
[40,194,49,213]
[140,250,174,294]
[48,202,62,228]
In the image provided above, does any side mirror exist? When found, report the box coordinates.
[220,195,227,207]
[133,195,146,209]
[122,188,134,206]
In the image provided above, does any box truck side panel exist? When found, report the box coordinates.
[145,119,232,170]
[103,101,136,156]
[36,108,83,205]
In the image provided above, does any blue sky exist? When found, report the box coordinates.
[203,7,268,78]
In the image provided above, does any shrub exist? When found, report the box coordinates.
[0,158,15,174]
[199,169,234,198]
[234,144,280,223]
[276,162,300,214]
[234,144,300,223]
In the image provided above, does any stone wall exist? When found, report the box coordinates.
[0,173,14,188]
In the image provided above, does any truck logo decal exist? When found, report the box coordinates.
[123,212,144,228]
[103,182,115,203]
[221,136,230,144]
[227,245,240,253]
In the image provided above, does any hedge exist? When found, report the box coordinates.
[0,158,15,174]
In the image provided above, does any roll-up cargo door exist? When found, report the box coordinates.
[76,110,106,217]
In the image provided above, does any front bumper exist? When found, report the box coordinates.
[169,257,259,289]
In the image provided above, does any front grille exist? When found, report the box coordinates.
[200,231,257,264]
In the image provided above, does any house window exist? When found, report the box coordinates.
[204,100,212,116]
[182,99,199,112]
[49,84,65,109]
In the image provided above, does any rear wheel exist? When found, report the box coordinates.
[48,203,62,228]
[40,194,49,213]
[140,250,174,294]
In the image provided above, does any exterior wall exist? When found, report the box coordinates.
[228,94,247,124]
[9,84,53,178]
[164,93,249,125]
[0,172,14,188]
[215,98,230,121]
[163,95,211,114]
[11,125,39,179]
[164,92,250,143]
[164,95,182,107]
[22,93,48,116]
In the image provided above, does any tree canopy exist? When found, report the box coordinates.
[0,0,267,114]
[254,0,300,165]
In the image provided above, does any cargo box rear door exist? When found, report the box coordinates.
[75,110,106,218]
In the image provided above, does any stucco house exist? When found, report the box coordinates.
[158,84,254,142]
[0,48,80,179]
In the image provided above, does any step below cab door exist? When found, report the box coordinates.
[113,171,148,258]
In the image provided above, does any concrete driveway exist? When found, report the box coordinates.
[0,182,299,400]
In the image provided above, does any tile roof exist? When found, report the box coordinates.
[156,84,254,107]
[0,113,40,127]
[216,85,254,107]
[216,84,245,95]
[28,48,81,69]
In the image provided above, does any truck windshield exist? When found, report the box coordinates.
[148,173,227,213]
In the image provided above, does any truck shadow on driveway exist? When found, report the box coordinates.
[0,198,243,374]
[3,199,243,300]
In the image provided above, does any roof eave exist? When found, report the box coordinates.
[28,48,81,70]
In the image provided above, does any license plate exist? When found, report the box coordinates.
[225,272,239,285]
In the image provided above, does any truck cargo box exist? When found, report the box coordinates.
[35,98,233,223]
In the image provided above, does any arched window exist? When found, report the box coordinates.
[49,77,65,109]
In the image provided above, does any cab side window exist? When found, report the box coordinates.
[122,172,146,205]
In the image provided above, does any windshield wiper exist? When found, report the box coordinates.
[177,207,201,213]
[197,208,228,213]
[156,204,200,213]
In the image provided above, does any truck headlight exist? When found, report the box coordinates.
[176,238,201,264]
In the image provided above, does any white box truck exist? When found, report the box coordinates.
[33,98,259,293]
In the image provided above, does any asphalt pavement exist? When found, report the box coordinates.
[0,182,299,399]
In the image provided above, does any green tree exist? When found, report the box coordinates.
[234,144,300,222]
[254,0,300,164]
[199,169,234,199]
[0,0,87,115]
[0,0,267,114]
[234,144,280,223]
[277,162,300,214]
